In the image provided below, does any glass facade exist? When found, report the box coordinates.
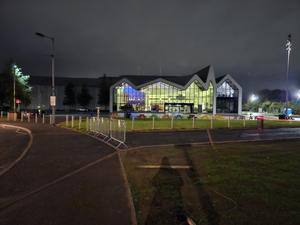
[113,81,214,113]
[216,80,239,113]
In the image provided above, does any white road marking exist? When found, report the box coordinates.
[137,165,191,169]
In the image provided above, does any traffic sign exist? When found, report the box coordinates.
[50,96,56,106]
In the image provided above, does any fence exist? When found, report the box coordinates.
[0,111,50,124]
[126,115,300,131]
[127,115,249,130]
[64,116,126,147]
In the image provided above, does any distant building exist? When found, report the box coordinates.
[29,65,242,114]
[29,76,101,111]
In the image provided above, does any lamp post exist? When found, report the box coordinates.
[285,34,292,112]
[12,64,16,113]
[36,32,56,124]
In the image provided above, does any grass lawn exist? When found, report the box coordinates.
[121,140,300,225]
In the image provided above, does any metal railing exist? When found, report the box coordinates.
[64,116,127,148]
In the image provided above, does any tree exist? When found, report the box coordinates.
[0,61,31,110]
[97,74,110,107]
[63,83,76,108]
[77,84,92,108]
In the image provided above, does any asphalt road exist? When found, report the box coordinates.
[0,126,30,172]
[0,122,133,225]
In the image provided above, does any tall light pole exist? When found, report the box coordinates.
[285,34,292,112]
[36,32,56,124]
[12,64,16,113]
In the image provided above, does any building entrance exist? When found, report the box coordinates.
[164,103,193,113]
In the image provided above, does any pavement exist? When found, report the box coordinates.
[0,126,30,173]
[126,127,300,147]
[0,122,133,225]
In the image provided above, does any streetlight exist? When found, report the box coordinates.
[285,34,292,108]
[35,32,56,124]
[249,94,258,102]
[296,90,300,100]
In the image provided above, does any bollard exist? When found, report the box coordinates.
[71,115,74,128]
[0,111,3,118]
[131,117,134,130]
[243,117,246,128]
[152,117,155,129]
[210,115,213,129]
[35,114,38,123]
[66,115,69,127]
[7,113,9,121]
[28,114,30,123]
[227,116,230,128]
[13,112,17,121]
[171,116,174,129]
[42,114,45,124]
[97,118,100,132]
[79,116,82,129]
[21,112,24,122]
[123,120,126,142]
[192,117,195,128]
[86,117,89,131]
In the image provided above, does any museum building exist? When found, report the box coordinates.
[109,66,242,115]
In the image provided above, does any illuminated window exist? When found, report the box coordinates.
[113,81,214,113]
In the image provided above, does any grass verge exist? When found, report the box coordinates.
[121,140,300,225]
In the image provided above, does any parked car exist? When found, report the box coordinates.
[137,114,146,119]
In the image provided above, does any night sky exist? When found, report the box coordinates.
[1,0,299,96]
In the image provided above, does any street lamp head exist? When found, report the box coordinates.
[35,32,45,38]
[249,94,259,102]
[296,90,300,99]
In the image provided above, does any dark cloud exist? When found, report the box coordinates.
[1,0,299,94]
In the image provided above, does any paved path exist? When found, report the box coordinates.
[126,127,300,147]
[0,126,30,172]
[0,122,133,225]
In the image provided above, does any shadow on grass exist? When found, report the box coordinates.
[176,144,220,225]
[145,157,187,225]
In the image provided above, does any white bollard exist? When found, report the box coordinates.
[21,112,24,122]
[97,118,100,132]
[42,114,45,124]
[210,115,213,129]
[86,117,89,131]
[71,115,74,128]
[131,117,134,130]
[0,111,3,118]
[14,113,17,121]
[243,117,246,128]
[66,115,69,127]
[192,117,195,129]
[152,117,155,129]
[171,116,174,129]
[228,116,230,128]
[79,116,82,129]
[35,114,38,123]
[7,113,9,121]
